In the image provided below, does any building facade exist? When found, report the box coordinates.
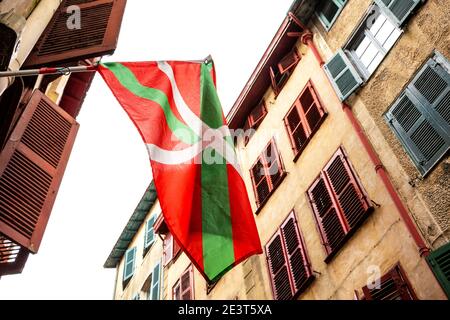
[106,0,449,300]
[0,0,126,277]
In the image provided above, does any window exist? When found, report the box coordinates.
[250,140,286,209]
[163,232,181,266]
[142,261,162,300]
[324,1,423,101]
[385,52,450,176]
[123,247,136,283]
[173,265,194,300]
[243,100,268,145]
[143,215,156,255]
[316,0,347,31]
[427,242,450,298]
[270,48,300,96]
[307,147,373,261]
[265,211,314,300]
[284,81,327,159]
[362,264,417,300]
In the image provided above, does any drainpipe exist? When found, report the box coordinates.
[0,0,62,96]
[301,31,430,257]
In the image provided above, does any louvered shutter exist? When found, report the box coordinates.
[123,247,136,281]
[362,264,417,300]
[284,105,308,153]
[248,101,267,129]
[0,235,28,276]
[374,0,422,27]
[308,175,346,255]
[180,267,193,300]
[265,142,283,188]
[280,213,313,295]
[173,282,181,300]
[427,242,450,298]
[269,67,280,96]
[323,49,363,101]
[144,215,155,249]
[323,149,372,231]
[0,90,78,253]
[173,235,181,258]
[278,49,300,75]
[23,0,127,67]
[250,158,270,207]
[150,262,161,300]
[385,56,450,176]
[163,233,173,266]
[266,231,292,300]
[299,83,326,133]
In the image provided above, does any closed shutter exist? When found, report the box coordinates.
[385,54,450,176]
[150,262,161,300]
[362,264,417,300]
[123,247,136,282]
[323,49,363,101]
[278,49,300,75]
[0,90,78,253]
[307,147,372,259]
[427,242,450,298]
[144,215,155,249]
[374,0,422,27]
[0,235,28,276]
[163,233,173,266]
[179,266,193,300]
[266,231,292,300]
[24,0,127,67]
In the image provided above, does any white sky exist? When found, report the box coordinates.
[0,0,293,299]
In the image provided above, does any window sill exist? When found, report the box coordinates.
[254,171,288,215]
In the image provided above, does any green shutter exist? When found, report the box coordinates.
[123,247,136,281]
[385,54,450,176]
[144,216,156,249]
[323,49,363,101]
[427,242,450,298]
[375,0,422,26]
[150,262,161,300]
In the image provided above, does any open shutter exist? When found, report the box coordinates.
[163,233,173,266]
[266,231,292,300]
[427,242,450,298]
[250,158,270,207]
[308,175,346,255]
[150,262,161,300]
[269,67,280,96]
[123,247,136,282]
[323,149,372,231]
[284,104,308,152]
[362,264,417,300]
[144,215,155,249]
[280,213,314,295]
[278,49,300,74]
[0,90,78,253]
[0,235,29,276]
[173,282,181,300]
[265,142,283,189]
[173,235,181,258]
[24,0,127,67]
[374,0,422,27]
[180,267,193,300]
[323,49,363,101]
[248,101,267,129]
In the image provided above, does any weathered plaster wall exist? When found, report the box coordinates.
[312,0,450,249]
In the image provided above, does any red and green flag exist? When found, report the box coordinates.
[98,59,262,282]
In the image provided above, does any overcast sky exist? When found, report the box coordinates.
[0,0,293,299]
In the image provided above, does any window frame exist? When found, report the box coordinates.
[123,246,137,284]
[172,265,194,300]
[284,81,328,160]
[163,232,181,266]
[316,0,348,32]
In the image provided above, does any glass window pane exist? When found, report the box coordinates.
[367,52,384,74]
[375,19,395,45]
[360,42,380,68]
[318,0,340,23]
[354,36,371,58]
[383,28,401,51]
[369,13,386,36]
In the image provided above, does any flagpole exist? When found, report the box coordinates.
[0,65,98,78]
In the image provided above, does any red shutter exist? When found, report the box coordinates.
[250,157,270,207]
[265,141,283,188]
[0,235,29,276]
[278,49,300,74]
[298,82,326,133]
[284,105,308,153]
[173,282,181,300]
[266,231,292,300]
[280,212,314,295]
[248,101,267,129]
[0,90,79,253]
[323,148,372,230]
[269,67,280,96]
[24,0,127,68]
[362,264,417,300]
[163,233,173,266]
[180,266,193,300]
[173,236,181,258]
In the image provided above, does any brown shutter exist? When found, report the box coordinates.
[23,0,127,68]
[269,66,280,96]
[323,148,372,230]
[284,105,307,153]
[250,158,270,207]
[265,141,283,187]
[0,235,29,276]
[278,49,300,74]
[266,231,292,300]
[299,82,326,133]
[248,101,267,129]
[163,233,173,266]
[173,236,181,258]
[362,264,417,300]
[180,266,193,300]
[280,212,314,296]
[0,90,79,253]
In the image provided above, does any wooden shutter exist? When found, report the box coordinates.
[266,231,292,300]
[248,101,267,129]
[285,104,308,153]
[265,141,283,188]
[307,147,372,259]
[0,235,29,276]
[144,215,155,249]
[323,49,363,101]
[250,158,270,207]
[173,282,181,300]
[269,67,280,96]
[123,247,136,281]
[427,242,450,298]
[163,233,173,266]
[374,0,422,27]
[362,264,417,300]
[150,262,161,300]
[0,90,79,253]
[23,0,127,67]
[173,235,181,258]
[278,49,300,75]
[179,266,193,300]
[385,55,450,176]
